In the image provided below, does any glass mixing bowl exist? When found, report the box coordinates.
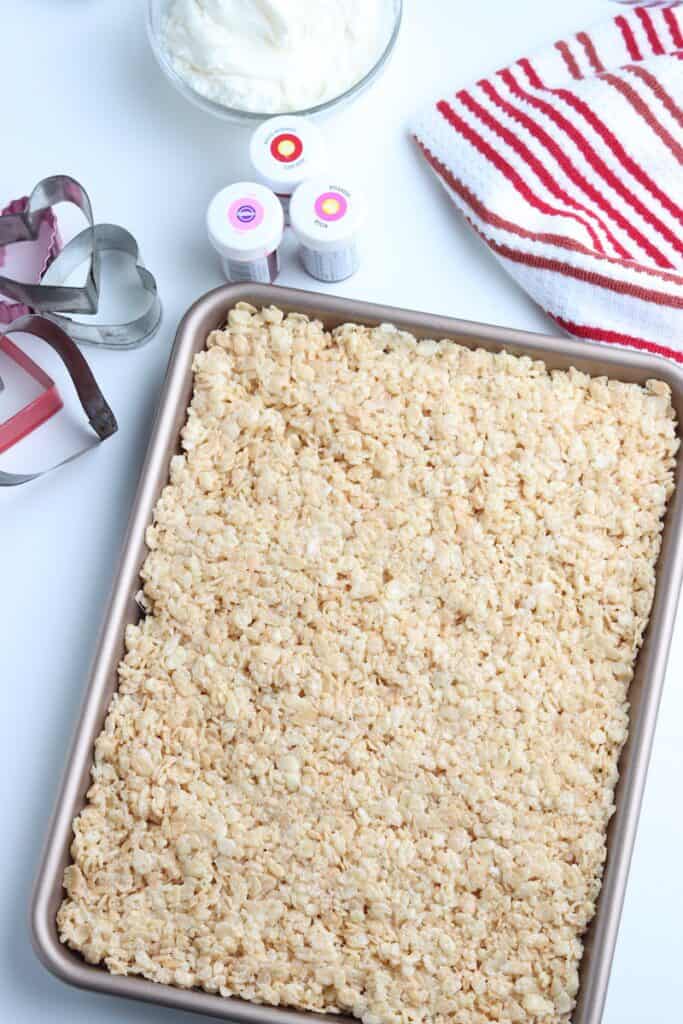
[147,0,403,124]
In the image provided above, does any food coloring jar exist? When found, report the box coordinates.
[290,179,365,283]
[207,182,284,284]
[249,116,326,223]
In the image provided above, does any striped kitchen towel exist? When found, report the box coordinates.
[413,2,683,361]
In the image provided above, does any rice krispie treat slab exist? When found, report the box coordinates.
[58,304,678,1024]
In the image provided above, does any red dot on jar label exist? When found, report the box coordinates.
[271,133,303,163]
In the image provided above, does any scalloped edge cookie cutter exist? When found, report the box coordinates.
[0,196,61,284]
[0,175,161,349]
[0,176,98,315]
[0,194,65,446]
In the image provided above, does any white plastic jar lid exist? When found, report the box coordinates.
[249,116,326,197]
[290,179,366,253]
[207,182,284,263]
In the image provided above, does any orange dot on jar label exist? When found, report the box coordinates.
[321,198,341,217]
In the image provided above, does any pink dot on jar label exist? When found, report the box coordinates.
[315,191,348,223]
[228,197,265,231]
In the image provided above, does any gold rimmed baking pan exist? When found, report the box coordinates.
[31,284,683,1024]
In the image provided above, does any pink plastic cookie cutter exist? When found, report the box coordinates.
[0,335,64,454]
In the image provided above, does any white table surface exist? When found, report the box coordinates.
[1,2,681,1021]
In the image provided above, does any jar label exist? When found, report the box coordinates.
[301,243,358,283]
[314,191,349,223]
[270,132,304,164]
[224,251,279,284]
[228,197,265,232]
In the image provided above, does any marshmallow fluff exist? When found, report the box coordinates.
[163,0,390,113]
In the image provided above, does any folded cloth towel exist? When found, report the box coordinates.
[413,2,683,361]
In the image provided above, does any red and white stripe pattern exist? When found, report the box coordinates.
[413,3,683,361]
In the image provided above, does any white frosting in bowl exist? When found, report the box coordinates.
[163,0,390,114]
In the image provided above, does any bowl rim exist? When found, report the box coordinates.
[146,0,404,122]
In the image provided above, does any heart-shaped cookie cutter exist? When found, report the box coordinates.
[0,176,99,314]
[42,223,162,349]
[1,194,64,437]
[0,175,161,349]
[0,316,118,487]
[0,196,61,286]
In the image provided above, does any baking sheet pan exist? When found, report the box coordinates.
[30,283,683,1024]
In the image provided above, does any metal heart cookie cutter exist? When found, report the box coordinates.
[1,174,161,485]
[0,174,162,349]
[0,316,118,488]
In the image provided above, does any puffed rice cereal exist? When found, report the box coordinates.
[58,305,679,1024]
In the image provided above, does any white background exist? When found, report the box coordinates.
[1,2,681,1022]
